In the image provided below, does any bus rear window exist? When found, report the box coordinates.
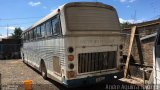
[66,6,120,31]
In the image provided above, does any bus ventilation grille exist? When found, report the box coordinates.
[78,51,117,73]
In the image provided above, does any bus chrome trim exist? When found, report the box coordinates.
[77,68,117,76]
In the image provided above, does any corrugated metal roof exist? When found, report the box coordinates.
[140,33,157,41]
[123,19,160,30]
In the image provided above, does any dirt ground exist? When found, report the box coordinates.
[0,59,143,90]
[0,59,51,85]
[0,59,59,90]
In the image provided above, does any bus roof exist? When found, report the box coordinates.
[22,2,115,34]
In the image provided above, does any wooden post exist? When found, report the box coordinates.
[135,30,144,65]
[124,26,136,78]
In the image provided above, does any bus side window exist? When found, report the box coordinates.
[29,31,32,41]
[41,23,46,37]
[34,28,37,39]
[30,30,33,40]
[37,26,41,38]
[32,30,34,40]
[52,15,61,36]
[27,32,30,41]
[46,20,52,36]
[26,32,28,41]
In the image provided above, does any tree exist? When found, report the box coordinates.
[120,22,132,30]
[11,27,23,39]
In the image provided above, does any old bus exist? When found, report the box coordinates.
[21,2,123,87]
[153,30,160,90]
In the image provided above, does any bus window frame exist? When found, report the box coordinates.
[33,28,37,40]
[36,26,42,39]
[45,20,52,37]
[22,14,63,42]
[27,31,30,42]
[40,23,46,38]
[51,14,62,37]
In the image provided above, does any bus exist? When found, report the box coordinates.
[21,2,123,87]
[153,30,160,90]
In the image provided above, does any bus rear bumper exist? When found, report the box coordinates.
[63,71,123,88]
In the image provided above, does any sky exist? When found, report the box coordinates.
[0,0,160,37]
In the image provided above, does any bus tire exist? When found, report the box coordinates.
[41,60,47,79]
[22,53,26,64]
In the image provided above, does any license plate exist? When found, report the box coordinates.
[96,77,105,82]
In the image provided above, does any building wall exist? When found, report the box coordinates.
[0,39,21,59]
[122,21,160,66]
[143,42,154,66]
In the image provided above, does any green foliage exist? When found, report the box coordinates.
[11,27,23,39]
[120,22,132,30]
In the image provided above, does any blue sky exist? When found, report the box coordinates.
[0,0,160,37]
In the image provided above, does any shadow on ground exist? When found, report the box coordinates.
[46,77,144,90]
[23,62,144,90]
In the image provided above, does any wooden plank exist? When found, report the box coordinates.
[135,30,144,65]
[124,26,136,78]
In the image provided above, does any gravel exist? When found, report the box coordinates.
[0,59,59,90]
[0,59,107,90]
[0,59,51,85]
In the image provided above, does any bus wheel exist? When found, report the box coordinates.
[22,53,26,63]
[41,61,47,79]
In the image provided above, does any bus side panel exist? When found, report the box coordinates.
[22,38,65,82]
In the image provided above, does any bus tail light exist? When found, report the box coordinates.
[68,47,74,53]
[68,63,74,69]
[67,71,76,78]
[68,55,74,61]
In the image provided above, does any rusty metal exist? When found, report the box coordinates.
[78,51,116,73]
